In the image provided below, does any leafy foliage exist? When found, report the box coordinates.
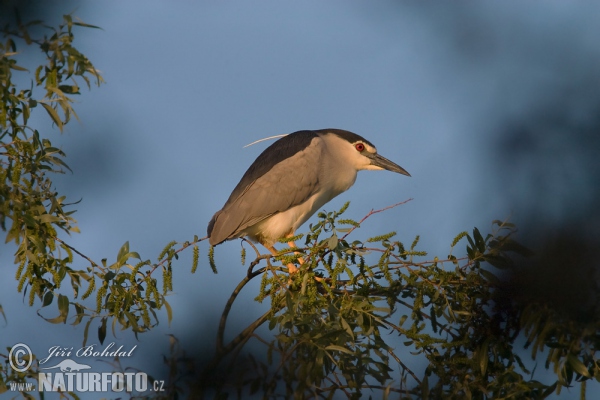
[0,12,208,346]
[198,204,599,399]
[0,14,200,397]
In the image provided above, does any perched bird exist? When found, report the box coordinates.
[207,129,410,271]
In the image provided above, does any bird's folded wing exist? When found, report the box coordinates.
[210,136,323,243]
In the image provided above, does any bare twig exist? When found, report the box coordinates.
[387,348,422,386]
[242,237,261,259]
[54,236,101,269]
[216,271,263,353]
[340,198,413,241]
[195,309,272,398]
[328,371,352,398]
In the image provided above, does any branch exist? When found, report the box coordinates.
[392,298,459,340]
[54,236,101,269]
[200,310,271,390]
[388,348,422,386]
[216,267,266,353]
[150,235,208,275]
[340,198,413,241]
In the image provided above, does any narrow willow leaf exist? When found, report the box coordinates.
[98,317,107,345]
[479,339,490,375]
[567,354,591,378]
[41,103,63,131]
[117,241,130,263]
[328,235,338,249]
[42,291,54,307]
[325,345,353,354]
[58,294,69,323]
[163,299,173,327]
[82,319,93,347]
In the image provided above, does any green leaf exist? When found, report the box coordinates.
[480,269,500,284]
[500,238,534,257]
[479,338,490,375]
[41,103,63,131]
[163,299,173,327]
[399,315,408,326]
[58,85,80,94]
[58,294,69,323]
[72,21,102,29]
[268,317,277,331]
[98,317,107,345]
[483,254,511,269]
[473,227,485,252]
[567,354,591,378]
[71,303,85,326]
[325,345,353,354]
[124,311,140,332]
[117,241,130,262]
[430,305,437,333]
[300,272,309,295]
[340,318,354,340]
[327,235,338,249]
[42,291,54,307]
[10,63,29,72]
[41,314,66,324]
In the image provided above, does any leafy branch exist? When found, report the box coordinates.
[191,202,598,399]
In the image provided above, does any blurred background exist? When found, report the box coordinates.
[1,1,599,398]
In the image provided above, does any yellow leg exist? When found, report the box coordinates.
[287,240,305,265]
[266,245,298,274]
[285,237,331,284]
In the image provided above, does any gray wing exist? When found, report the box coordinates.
[208,134,323,245]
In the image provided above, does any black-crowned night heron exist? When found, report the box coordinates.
[207,129,410,272]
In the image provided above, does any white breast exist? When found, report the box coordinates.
[243,171,357,246]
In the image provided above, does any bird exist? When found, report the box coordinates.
[207,129,410,272]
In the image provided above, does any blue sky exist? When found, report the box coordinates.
[2,1,599,398]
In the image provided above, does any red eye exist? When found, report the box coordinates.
[355,143,365,152]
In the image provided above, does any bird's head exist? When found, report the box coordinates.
[317,129,411,176]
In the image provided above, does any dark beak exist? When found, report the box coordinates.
[368,153,411,176]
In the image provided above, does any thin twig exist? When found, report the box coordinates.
[222,310,271,356]
[216,273,255,353]
[340,198,413,241]
[54,237,101,269]
[242,238,261,259]
[329,371,352,399]
[387,348,422,386]
[391,298,459,340]
[0,140,17,149]
[195,309,272,397]
[149,235,208,275]
[57,234,209,279]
